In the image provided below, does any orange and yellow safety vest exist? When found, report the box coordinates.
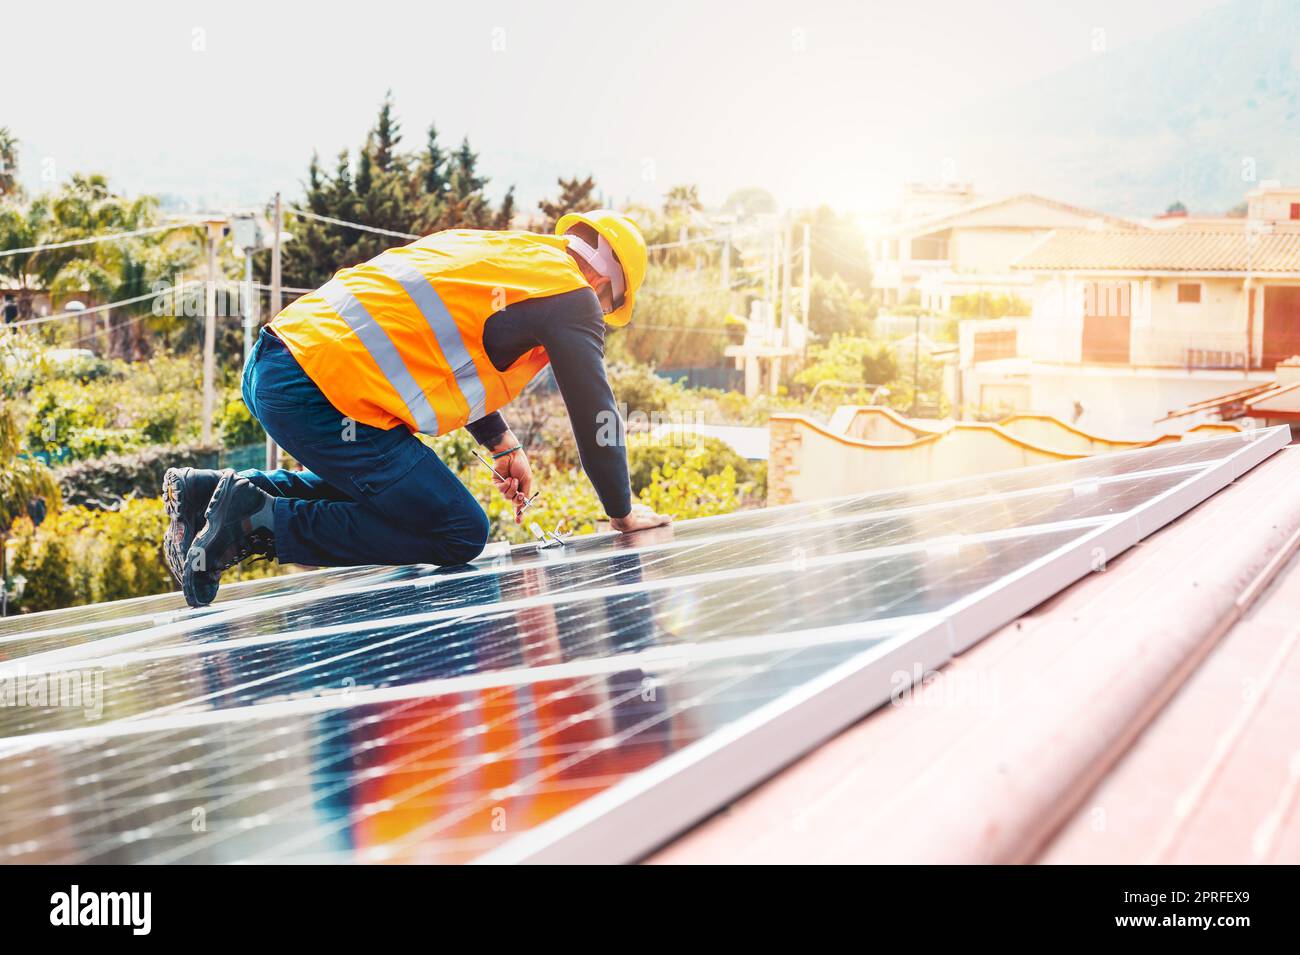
[270,229,590,435]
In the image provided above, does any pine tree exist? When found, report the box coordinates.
[0,127,19,198]
[272,100,516,287]
[422,123,448,196]
[373,91,402,172]
[452,137,489,196]
[356,137,374,196]
[494,186,517,229]
[538,175,599,230]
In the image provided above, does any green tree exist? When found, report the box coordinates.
[0,173,178,348]
[0,127,19,198]
[807,273,872,338]
[0,404,61,534]
[795,335,895,392]
[721,187,776,222]
[421,123,450,197]
[663,184,702,217]
[10,534,76,612]
[275,96,514,288]
[611,264,732,367]
[538,175,598,231]
[494,186,517,229]
[1,384,61,613]
[796,205,873,294]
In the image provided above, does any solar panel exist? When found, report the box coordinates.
[0,427,1285,863]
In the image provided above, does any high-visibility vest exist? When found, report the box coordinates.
[270,229,591,435]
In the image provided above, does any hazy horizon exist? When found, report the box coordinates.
[2,0,1232,215]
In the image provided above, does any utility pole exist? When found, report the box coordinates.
[801,222,811,337]
[242,251,257,362]
[911,311,921,417]
[201,220,220,445]
[781,215,794,348]
[232,213,263,364]
[768,226,780,334]
[763,227,773,305]
[267,193,282,470]
[720,233,730,292]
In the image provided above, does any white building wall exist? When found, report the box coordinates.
[1027,369,1270,438]
[1013,272,1271,434]
[1131,277,1248,367]
[1027,275,1084,363]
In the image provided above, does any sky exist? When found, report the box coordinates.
[0,0,1233,216]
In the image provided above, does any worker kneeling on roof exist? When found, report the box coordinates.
[163,210,671,608]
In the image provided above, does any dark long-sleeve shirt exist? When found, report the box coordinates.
[463,287,631,519]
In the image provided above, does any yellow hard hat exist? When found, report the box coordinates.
[555,209,647,327]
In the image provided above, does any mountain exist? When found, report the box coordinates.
[910,0,1300,216]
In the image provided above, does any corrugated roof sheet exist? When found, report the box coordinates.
[1015,229,1300,273]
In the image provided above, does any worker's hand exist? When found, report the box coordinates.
[491,445,534,523]
[610,504,672,534]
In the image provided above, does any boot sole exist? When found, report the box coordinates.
[162,467,193,586]
[180,470,235,608]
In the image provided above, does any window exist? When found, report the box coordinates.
[1176,283,1202,304]
[972,329,1018,363]
[1290,202,1300,221]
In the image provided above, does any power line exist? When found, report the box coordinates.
[647,233,732,251]
[7,281,204,328]
[284,207,420,240]
[284,204,740,253]
[0,222,194,259]
[247,280,314,295]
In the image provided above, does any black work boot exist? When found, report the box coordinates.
[182,472,276,608]
[162,467,225,586]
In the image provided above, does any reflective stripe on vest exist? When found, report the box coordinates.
[318,278,443,434]
[371,252,488,422]
[269,230,588,435]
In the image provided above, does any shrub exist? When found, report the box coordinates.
[462,435,759,547]
[637,450,743,520]
[606,362,686,415]
[9,533,78,612]
[422,427,479,474]
[56,443,220,509]
[7,497,286,613]
[627,434,761,496]
[217,396,265,449]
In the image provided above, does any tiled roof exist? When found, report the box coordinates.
[1014,229,1300,273]
[877,193,1138,238]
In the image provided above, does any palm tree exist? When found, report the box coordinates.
[0,127,19,198]
[0,174,172,352]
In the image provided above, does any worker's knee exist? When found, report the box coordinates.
[435,505,489,566]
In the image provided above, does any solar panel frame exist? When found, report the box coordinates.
[475,426,1288,863]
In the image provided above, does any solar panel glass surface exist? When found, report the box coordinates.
[0,429,1283,863]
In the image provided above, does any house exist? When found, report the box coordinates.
[870,187,1138,312]
[1003,215,1300,433]
[952,185,1300,432]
